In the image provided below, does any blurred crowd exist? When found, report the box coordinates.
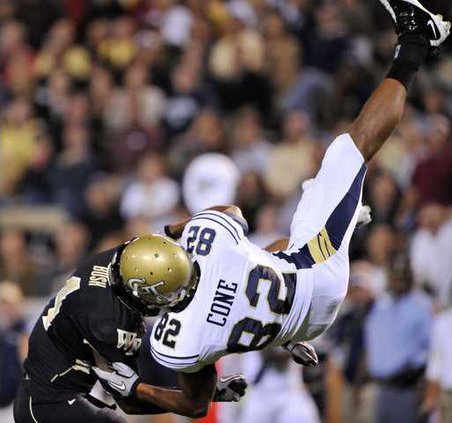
[1,0,452,422]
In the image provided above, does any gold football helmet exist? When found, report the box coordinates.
[109,235,195,316]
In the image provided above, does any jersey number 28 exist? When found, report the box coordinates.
[186,226,216,256]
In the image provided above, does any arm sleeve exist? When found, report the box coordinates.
[180,210,248,260]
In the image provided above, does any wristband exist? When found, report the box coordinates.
[131,377,143,398]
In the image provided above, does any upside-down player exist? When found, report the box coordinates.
[92,0,451,413]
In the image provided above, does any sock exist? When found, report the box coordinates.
[386,34,429,90]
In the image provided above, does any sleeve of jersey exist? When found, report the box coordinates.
[180,210,248,259]
[149,325,203,374]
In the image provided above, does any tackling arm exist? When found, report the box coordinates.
[93,363,230,418]
[88,329,216,417]
[134,365,217,418]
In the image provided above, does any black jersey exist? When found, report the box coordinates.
[24,248,145,403]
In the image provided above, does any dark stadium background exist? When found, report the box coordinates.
[1,1,451,422]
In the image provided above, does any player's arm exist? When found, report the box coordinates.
[264,238,289,252]
[134,365,217,418]
[94,362,217,418]
[115,397,168,415]
[94,362,247,417]
[164,205,245,239]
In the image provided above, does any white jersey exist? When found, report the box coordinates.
[150,210,313,373]
[151,134,367,373]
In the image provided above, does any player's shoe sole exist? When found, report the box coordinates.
[379,0,450,46]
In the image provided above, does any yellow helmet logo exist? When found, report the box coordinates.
[112,235,195,311]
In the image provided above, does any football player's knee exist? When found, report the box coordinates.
[349,127,374,162]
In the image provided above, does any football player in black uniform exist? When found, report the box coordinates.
[14,236,246,422]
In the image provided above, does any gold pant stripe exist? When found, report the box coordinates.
[320,227,337,257]
[307,227,337,264]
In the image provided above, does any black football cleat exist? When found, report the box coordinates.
[379,0,450,46]
[283,341,319,367]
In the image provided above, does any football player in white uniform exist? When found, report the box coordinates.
[94,0,450,416]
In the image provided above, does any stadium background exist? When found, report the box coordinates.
[0,0,451,422]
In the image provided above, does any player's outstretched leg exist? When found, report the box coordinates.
[279,0,450,358]
[349,0,450,161]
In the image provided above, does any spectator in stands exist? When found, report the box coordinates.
[423,300,452,423]
[35,221,90,295]
[120,152,179,223]
[0,98,39,197]
[236,172,267,232]
[34,69,71,149]
[411,114,452,206]
[366,171,401,226]
[0,281,27,411]
[208,6,270,116]
[82,174,124,247]
[365,254,433,423]
[98,16,136,73]
[364,224,396,298]
[239,349,320,423]
[262,10,301,113]
[104,61,166,133]
[249,204,285,248]
[0,231,36,297]
[50,123,98,218]
[329,261,376,423]
[410,203,452,307]
[19,129,55,204]
[163,62,206,138]
[230,107,272,175]
[0,20,34,98]
[303,0,351,74]
[168,109,226,177]
[264,110,316,198]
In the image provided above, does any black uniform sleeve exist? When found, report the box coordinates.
[70,248,144,368]
[74,311,140,369]
[85,315,136,368]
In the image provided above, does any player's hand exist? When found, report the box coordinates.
[93,362,141,397]
[283,341,319,367]
[213,374,248,402]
